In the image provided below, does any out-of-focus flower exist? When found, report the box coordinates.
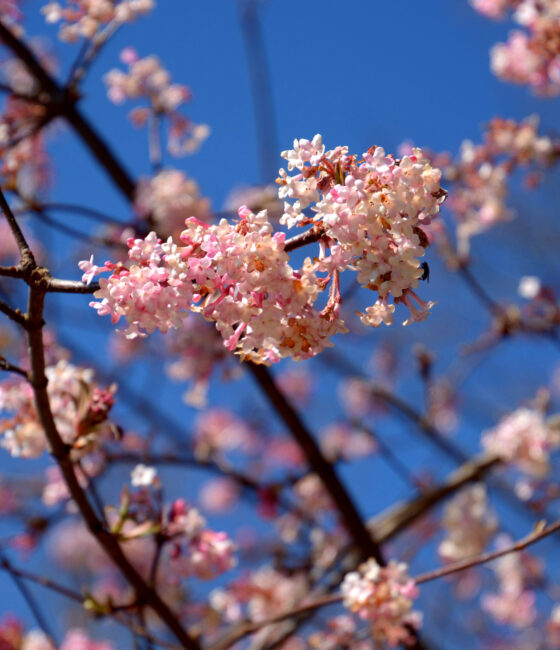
[482,407,560,477]
[42,0,153,42]
[438,484,498,562]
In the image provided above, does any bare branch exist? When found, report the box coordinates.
[0,356,29,379]
[0,188,35,264]
[47,278,100,294]
[248,362,384,564]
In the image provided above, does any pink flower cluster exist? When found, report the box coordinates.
[0,359,115,459]
[427,117,559,257]
[341,558,422,647]
[42,0,154,42]
[0,1,22,24]
[482,407,560,477]
[83,138,447,362]
[134,168,212,240]
[165,499,236,580]
[82,206,348,363]
[308,615,374,650]
[104,48,209,156]
[210,566,309,636]
[481,534,542,628]
[279,135,445,327]
[193,408,256,459]
[472,0,560,94]
[438,484,498,562]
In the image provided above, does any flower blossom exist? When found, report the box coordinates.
[16,625,114,650]
[42,0,154,42]
[279,135,445,327]
[0,359,116,459]
[84,138,445,362]
[438,484,498,562]
[341,558,422,647]
[134,168,212,240]
[82,206,348,362]
[130,463,157,487]
[104,48,209,156]
[481,407,560,477]
[425,116,560,257]
[165,499,236,579]
[472,0,560,94]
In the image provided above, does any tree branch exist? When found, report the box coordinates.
[248,362,383,564]
[25,278,200,650]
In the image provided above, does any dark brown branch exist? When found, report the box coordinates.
[0,188,35,265]
[0,298,27,328]
[415,518,560,584]
[248,362,383,564]
[0,356,29,378]
[0,21,135,202]
[369,452,501,543]
[0,551,82,602]
[0,264,26,278]
[25,280,200,650]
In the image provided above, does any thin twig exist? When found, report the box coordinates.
[0,356,29,379]
[0,187,35,264]
[0,298,28,328]
[47,278,100,294]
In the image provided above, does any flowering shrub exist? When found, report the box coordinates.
[1,2,560,649]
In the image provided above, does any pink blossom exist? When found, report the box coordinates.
[438,484,498,562]
[42,0,153,42]
[104,51,208,156]
[341,559,422,647]
[482,407,560,477]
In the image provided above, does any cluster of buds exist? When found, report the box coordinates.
[105,48,209,156]
[42,0,154,42]
[341,558,422,647]
[279,135,445,328]
[438,484,498,562]
[0,359,116,458]
[83,137,446,363]
[472,0,560,94]
[81,206,348,363]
